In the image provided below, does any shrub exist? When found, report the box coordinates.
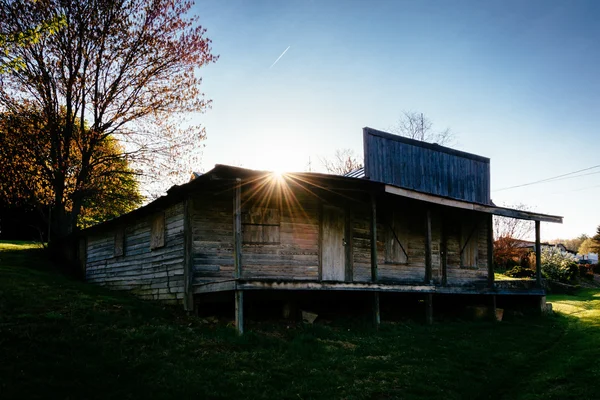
[505,266,535,278]
[541,247,578,283]
[578,264,594,280]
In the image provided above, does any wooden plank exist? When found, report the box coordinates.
[231,279,546,295]
[235,290,244,335]
[373,292,380,327]
[460,215,478,268]
[370,194,378,282]
[536,220,541,287]
[321,205,345,281]
[183,198,194,311]
[114,228,124,257]
[150,213,165,249]
[424,209,432,283]
[487,213,494,288]
[233,179,242,278]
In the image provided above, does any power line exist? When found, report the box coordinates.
[493,164,600,192]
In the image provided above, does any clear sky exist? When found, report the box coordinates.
[189,0,600,241]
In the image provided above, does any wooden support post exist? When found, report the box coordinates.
[539,295,547,314]
[370,194,378,282]
[441,218,447,286]
[424,209,432,284]
[425,293,433,325]
[491,295,497,321]
[235,290,244,335]
[373,292,380,327]
[535,220,541,288]
[233,178,242,279]
[183,198,194,312]
[233,179,244,335]
[487,213,495,289]
[345,209,354,282]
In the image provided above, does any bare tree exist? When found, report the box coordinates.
[390,111,455,146]
[320,149,363,176]
[0,0,217,240]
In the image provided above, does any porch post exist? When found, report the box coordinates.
[233,178,244,334]
[441,217,447,286]
[424,208,432,284]
[487,213,494,288]
[370,194,378,282]
[235,290,244,335]
[425,293,433,325]
[535,220,541,288]
[370,194,380,327]
[233,178,242,278]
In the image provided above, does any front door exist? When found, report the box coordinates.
[321,205,345,281]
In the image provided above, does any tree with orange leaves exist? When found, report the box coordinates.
[0,105,142,238]
[0,0,217,242]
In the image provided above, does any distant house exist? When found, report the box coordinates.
[578,253,598,264]
[74,128,562,332]
[513,240,575,255]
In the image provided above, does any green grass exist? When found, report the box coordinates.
[1,242,599,399]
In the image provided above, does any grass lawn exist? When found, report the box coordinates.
[1,243,599,399]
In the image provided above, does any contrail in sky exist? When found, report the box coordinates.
[269,46,291,68]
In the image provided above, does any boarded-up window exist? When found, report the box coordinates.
[242,207,280,244]
[114,228,125,257]
[150,213,165,250]
[385,210,409,264]
[460,218,478,268]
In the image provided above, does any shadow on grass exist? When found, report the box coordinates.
[1,243,599,399]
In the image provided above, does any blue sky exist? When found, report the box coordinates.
[189,0,600,241]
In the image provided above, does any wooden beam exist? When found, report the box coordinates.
[441,217,447,286]
[235,290,244,335]
[384,185,563,224]
[233,178,242,279]
[535,220,541,287]
[183,198,194,312]
[344,208,354,282]
[487,213,495,289]
[193,280,236,294]
[370,194,378,282]
[424,209,432,284]
[425,293,433,325]
[373,292,380,327]
[231,279,546,296]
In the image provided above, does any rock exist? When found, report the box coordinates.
[301,310,318,324]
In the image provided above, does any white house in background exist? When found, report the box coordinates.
[578,253,598,264]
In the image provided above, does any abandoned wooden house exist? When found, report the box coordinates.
[76,128,562,332]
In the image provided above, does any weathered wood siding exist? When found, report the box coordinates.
[190,179,489,288]
[191,181,320,285]
[85,203,185,304]
[363,128,491,204]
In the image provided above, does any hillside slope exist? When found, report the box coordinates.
[0,242,599,399]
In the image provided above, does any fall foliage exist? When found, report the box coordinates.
[0,106,142,235]
[0,0,217,241]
